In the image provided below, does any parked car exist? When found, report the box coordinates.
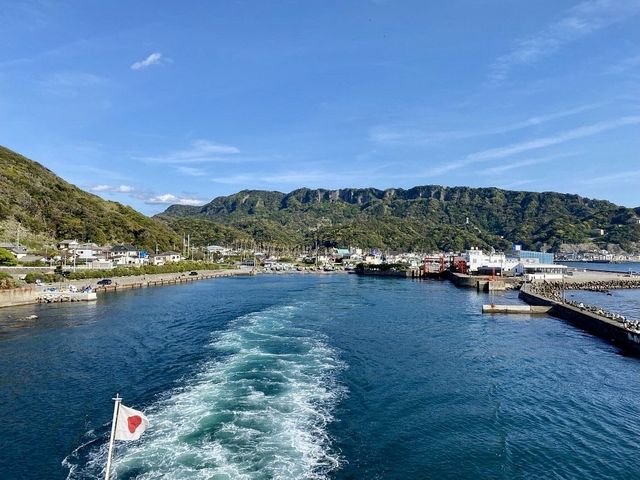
[97,278,112,286]
[189,271,198,276]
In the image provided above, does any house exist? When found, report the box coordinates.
[149,251,182,266]
[74,243,103,261]
[333,248,351,258]
[110,244,143,265]
[0,242,28,259]
[206,245,232,256]
[58,239,79,250]
[19,254,47,264]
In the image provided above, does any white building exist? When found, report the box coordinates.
[514,263,567,282]
[463,248,520,273]
[149,251,182,266]
[110,244,144,265]
[75,243,103,261]
[58,239,79,250]
[206,245,232,256]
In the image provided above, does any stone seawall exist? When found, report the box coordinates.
[519,285,640,354]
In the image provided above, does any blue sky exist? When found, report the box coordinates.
[1,0,639,214]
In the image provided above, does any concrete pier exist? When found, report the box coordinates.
[482,304,551,314]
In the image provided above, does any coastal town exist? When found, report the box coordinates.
[1,235,639,273]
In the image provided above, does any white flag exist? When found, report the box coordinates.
[114,404,149,441]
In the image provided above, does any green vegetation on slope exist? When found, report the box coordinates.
[0,146,180,250]
[159,186,640,252]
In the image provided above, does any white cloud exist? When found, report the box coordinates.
[580,168,640,185]
[176,166,207,177]
[467,116,640,162]
[144,194,205,206]
[370,104,601,146]
[138,140,240,164]
[480,153,578,175]
[428,116,640,175]
[490,0,640,82]
[131,52,166,70]
[605,54,640,75]
[40,71,107,97]
[89,184,135,193]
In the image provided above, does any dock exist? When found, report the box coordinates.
[482,304,551,314]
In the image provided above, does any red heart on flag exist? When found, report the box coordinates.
[128,415,142,433]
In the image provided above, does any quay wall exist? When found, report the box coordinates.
[519,285,640,354]
[93,270,251,293]
[0,269,252,308]
[356,269,409,278]
[0,286,38,308]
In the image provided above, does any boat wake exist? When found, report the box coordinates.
[64,303,345,479]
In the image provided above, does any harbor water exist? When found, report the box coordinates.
[559,261,640,274]
[2,274,640,479]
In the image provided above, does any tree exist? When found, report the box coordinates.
[0,248,17,266]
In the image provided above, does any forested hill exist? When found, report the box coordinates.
[159,186,640,252]
[0,145,179,250]
[1,142,637,253]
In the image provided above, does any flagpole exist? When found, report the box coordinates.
[105,393,122,480]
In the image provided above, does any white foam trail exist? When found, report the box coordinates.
[66,303,345,479]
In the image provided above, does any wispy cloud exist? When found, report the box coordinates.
[176,166,207,177]
[89,184,135,193]
[468,116,640,162]
[40,71,107,97]
[144,193,205,206]
[605,54,640,75]
[137,140,240,164]
[580,168,640,185]
[490,0,640,82]
[428,116,640,175]
[370,104,601,146]
[211,170,341,185]
[499,179,537,189]
[480,153,578,175]
[131,52,168,70]
[211,165,396,187]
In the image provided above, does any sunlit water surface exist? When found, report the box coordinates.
[1,274,640,479]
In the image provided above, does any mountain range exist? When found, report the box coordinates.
[1,144,638,254]
[158,187,640,253]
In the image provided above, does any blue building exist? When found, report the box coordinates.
[516,250,554,264]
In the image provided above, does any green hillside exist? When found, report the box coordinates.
[159,186,640,253]
[0,145,180,250]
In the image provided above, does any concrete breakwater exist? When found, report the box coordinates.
[558,279,640,291]
[91,270,249,293]
[37,291,97,303]
[0,286,97,307]
[519,284,640,354]
[0,269,252,308]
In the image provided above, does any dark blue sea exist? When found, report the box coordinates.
[559,261,640,274]
[2,274,640,479]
